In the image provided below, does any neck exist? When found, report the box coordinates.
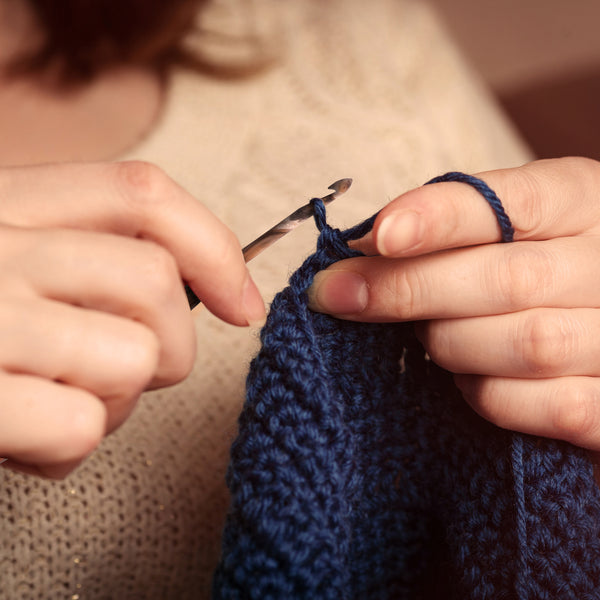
[0,0,164,166]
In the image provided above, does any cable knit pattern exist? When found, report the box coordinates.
[214,198,600,599]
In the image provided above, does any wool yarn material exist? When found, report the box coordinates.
[214,178,600,599]
[425,171,515,242]
[0,1,533,596]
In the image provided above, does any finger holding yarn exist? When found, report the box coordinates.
[370,157,600,258]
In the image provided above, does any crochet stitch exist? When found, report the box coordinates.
[213,175,600,599]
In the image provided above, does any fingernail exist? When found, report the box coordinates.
[307,270,368,315]
[376,210,422,256]
[242,272,266,328]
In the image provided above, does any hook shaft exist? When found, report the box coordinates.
[186,178,352,309]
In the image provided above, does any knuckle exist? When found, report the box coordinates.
[507,166,546,237]
[138,241,180,302]
[514,158,600,236]
[518,311,574,377]
[64,398,106,459]
[550,383,600,446]
[141,327,196,389]
[121,327,161,395]
[163,340,196,385]
[388,266,421,318]
[495,245,553,310]
[113,161,172,212]
[127,325,161,382]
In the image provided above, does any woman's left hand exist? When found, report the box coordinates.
[307,157,600,452]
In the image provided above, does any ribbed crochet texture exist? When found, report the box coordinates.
[213,175,600,599]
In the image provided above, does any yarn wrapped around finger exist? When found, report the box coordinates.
[213,174,600,599]
[425,171,515,242]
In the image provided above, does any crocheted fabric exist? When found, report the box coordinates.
[213,195,600,599]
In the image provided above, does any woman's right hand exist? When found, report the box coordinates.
[0,161,265,478]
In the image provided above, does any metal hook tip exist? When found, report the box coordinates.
[328,178,353,194]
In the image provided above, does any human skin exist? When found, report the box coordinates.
[0,1,272,481]
[0,160,265,479]
[308,157,600,453]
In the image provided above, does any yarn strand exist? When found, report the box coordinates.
[511,433,528,600]
[425,171,514,242]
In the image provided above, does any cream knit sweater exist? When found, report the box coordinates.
[0,1,530,598]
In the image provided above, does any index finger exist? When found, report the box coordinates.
[0,161,265,326]
[370,157,600,258]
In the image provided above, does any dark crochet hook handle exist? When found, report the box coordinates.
[184,178,353,309]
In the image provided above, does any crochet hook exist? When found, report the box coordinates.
[185,178,352,309]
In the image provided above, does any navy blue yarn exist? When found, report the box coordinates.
[213,176,600,599]
[425,171,515,242]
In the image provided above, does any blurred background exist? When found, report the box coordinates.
[429,0,600,159]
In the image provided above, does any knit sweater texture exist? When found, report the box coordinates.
[214,198,600,599]
[0,1,531,598]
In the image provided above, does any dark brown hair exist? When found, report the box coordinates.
[9,0,271,86]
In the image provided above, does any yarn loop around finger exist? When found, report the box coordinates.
[425,171,515,243]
